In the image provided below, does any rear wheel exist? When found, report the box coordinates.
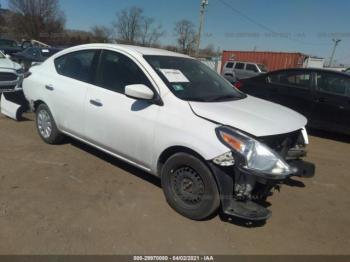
[36,104,64,144]
[161,153,220,220]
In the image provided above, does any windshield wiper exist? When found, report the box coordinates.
[204,95,239,102]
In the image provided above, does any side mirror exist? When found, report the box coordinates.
[125,84,155,101]
[5,54,11,59]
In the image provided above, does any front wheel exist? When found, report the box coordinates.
[161,153,220,220]
[36,104,64,144]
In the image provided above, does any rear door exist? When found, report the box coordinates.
[314,71,350,133]
[51,49,99,136]
[265,70,315,119]
[233,62,246,79]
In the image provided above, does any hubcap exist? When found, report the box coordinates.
[37,110,52,139]
[171,166,205,206]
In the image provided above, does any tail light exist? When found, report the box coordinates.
[234,81,243,89]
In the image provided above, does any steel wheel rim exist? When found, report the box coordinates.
[37,110,52,139]
[170,166,205,207]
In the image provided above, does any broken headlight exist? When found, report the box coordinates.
[215,126,295,178]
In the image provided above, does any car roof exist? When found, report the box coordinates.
[267,67,350,77]
[58,43,190,58]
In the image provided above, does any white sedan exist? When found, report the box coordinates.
[23,44,315,221]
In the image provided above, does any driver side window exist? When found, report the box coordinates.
[95,50,152,94]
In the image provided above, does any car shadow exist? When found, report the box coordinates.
[308,128,350,143]
[66,138,278,227]
[67,138,161,188]
[219,211,267,228]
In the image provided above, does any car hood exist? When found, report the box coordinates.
[0,58,21,70]
[189,95,307,137]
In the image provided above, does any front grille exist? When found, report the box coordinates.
[0,72,17,81]
[258,130,302,157]
[0,85,16,91]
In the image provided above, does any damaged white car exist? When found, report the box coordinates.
[23,44,315,222]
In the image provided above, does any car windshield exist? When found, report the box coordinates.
[0,52,5,59]
[144,55,246,102]
[258,64,268,72]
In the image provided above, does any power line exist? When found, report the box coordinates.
[216,0,331,47]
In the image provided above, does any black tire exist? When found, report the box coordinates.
[161,153,220,220]
[35,104,64,144]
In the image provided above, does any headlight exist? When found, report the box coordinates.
[216,126,295,177]
[16,68,25,75]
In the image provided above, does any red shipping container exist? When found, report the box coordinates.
[221,51,307,72]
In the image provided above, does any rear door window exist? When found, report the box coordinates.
[55,50,98,83]
[235,63,245,70]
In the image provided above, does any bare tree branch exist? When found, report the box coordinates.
[174,19,197,54]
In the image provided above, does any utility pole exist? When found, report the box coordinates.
[196,0,209,56]
[329,39,341,67]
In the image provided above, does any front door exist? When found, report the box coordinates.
[84,49,160,169]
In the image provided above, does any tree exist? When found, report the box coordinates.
[174,19,196,54]
[8,0,65,43]
[139,17,164,47]
[113,6,143,44]
[113,6,164,46]
[90,25,112,43]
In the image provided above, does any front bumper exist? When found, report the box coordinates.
[0,70,24,93]
[209,160,315,221]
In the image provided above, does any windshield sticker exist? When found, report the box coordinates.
[159,69,190,83]
[42,49,50,53]
[172,84,185,91]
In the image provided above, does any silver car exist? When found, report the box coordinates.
[222,61,268,81]
[0,51,24,93]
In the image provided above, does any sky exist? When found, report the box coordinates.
[2,0,350,65]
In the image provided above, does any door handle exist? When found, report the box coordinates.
[90,99,103,107]
[316,97,326,103]
[45,85,54,91]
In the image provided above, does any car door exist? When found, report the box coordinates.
[245,63,259,79]
[314,71,350,133]
[265,70,315,120]
[222,62,236,83]
[84,49,160,169]
[50,49,99,136]
[233,62,246,79]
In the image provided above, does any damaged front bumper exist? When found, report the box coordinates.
[209,152,315,221]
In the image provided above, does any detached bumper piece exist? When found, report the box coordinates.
[223,199,271,221]
[0,91,28,121]
[289,160,315,178]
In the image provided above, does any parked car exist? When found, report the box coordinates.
[222,61,268,82]
[11,47,61,71]
[0,51,24,93]
[344,67,350,74]
[0,38,22,56]
[238,68,350,135]
[23,44,315,222]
